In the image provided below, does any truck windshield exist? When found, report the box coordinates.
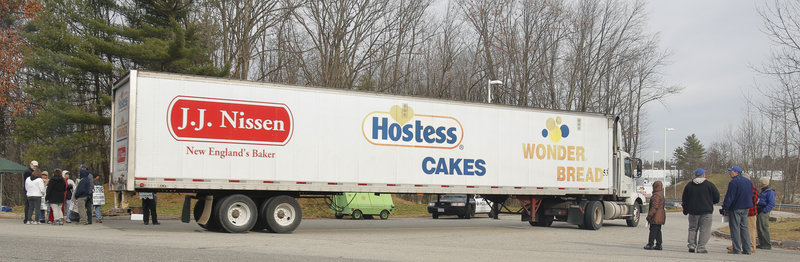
[440,195,467,201]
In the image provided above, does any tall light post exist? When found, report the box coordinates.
[664,127,675,183]
[671,164,677,199]
[651,150,660,170]
[487,80,503,103]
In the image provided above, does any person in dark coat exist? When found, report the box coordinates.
[45,171,67,225]
[79,164,94,224]
[645,180,665,250]
[139,192,159,225]
[681,168,720,253]
[73,168,93,225]
[722,166,754,254]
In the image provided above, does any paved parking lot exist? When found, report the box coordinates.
[0,210,797,261]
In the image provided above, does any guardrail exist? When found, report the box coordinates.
[775,204,800,212]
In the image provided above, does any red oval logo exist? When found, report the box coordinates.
[167,96,293,145]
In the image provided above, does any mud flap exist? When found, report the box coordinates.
[181,195,194,223]
[567,203,585,225]
[198,195,214,225]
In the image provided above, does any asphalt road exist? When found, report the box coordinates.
[1,211,797,261]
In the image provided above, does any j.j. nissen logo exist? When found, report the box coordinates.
[167,96,293,145]
[362,104,463,149]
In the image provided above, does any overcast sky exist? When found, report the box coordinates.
[643,0,774,164]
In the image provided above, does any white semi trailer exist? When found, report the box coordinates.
[110,71,645,233]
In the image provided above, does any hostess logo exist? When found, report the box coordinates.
[362,104,463,149]
[167,96,293,145]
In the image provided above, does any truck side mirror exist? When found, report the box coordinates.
[636,159,643,178]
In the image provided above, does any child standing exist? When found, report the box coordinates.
[645,180,666,250]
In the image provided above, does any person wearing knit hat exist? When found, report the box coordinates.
[756,177,776,250]
[681,168,720,253]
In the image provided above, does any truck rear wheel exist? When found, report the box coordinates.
[583,201,603,230]
[216,194,257,233]
[379,210,390,220]
[626,203,641,227]
[264,195,301,233]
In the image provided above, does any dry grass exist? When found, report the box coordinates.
[720,217,800,242]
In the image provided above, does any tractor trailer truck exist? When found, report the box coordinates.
[110,71,645,233]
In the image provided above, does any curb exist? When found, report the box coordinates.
[713,229,798,248]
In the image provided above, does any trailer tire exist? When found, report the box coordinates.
[264,195,302,233]
[253,197,276,232]
[216,194,257,233]
[352,210,364,220]
[626,203,641,227]
[583,201,603,230]
[379,210,390,220]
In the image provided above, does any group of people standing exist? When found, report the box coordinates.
[643,165,776,255]
[22,160,104,225]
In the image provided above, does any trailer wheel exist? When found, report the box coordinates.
[252,197,273,232]
[216,194,257,233]
[264,195,302,233]
[583,201,603,230]
[352,210,364,220]
[379,210,390,220]
[626,203,641,227]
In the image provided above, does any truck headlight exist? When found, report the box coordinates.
[428,202,435,206]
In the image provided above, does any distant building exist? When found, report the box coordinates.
[636,170,681,199]
[749,170,783,181]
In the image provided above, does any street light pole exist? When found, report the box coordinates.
[487,80,502,103]
[664,127,675,183]
[651,151,659,170]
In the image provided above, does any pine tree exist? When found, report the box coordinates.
[673,134,706,180]
[15,0,224,174]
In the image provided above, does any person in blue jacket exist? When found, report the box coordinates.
[73,169,93,225]
[721,166,754,254]
[756,177,776,250]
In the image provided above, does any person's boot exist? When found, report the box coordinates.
[654,245,663,250]
[643,244,654,250]
[144,221,149,225]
